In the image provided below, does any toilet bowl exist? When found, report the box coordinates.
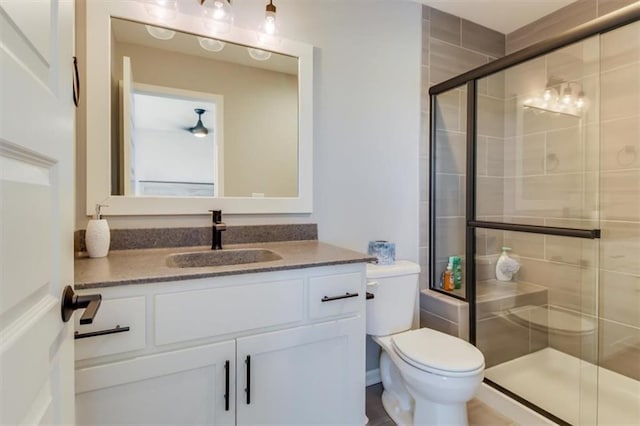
[367,261,485,426]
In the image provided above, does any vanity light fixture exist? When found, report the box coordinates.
[200,0,234,34]
[523,78,587,117]
[143,0,178,21]
[145,25,176,40]
[189,109,209,138]
[258,1,278,41]
[198,36,225,52]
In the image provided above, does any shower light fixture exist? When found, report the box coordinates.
[523,79,587,117]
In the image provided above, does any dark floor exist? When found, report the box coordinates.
[365,383,516,426]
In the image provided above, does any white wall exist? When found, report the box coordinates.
[78,0,422,262]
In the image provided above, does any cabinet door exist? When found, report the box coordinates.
[236,317,365,425]
[75,341,235,425]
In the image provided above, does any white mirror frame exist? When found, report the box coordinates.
[85,0,313,215]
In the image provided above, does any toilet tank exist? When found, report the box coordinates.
[366,260,421,336]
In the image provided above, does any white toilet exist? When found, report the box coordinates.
[367,261,485,426]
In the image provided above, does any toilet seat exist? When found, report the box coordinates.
[391,328,485,378]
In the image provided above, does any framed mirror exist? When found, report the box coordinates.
[84,0,313,215]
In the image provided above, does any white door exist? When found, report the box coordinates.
[0,0,76,424]
[236,318,365,425]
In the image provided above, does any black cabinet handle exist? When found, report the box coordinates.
[74,325,129,339]
[224,360,230,411]
[366,292,375,300]
[321,292,359,302]
[61,286,102,324]
[245,355,251,405]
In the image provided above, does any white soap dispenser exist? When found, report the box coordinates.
[495,246,520,281]
[86,204,110,258]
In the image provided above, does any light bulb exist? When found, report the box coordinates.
[144,0,178,21]
[576,92,585,109]
[562,87,572,105]
[257,1,278,45]
[543,88,553,102]
[202,0,233,34]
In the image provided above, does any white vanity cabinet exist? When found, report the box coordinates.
[73,264,366,425]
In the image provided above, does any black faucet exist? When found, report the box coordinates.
[209,209,226,250]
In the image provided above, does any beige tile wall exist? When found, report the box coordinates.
[424,0,640,382]
[502,2,640,380]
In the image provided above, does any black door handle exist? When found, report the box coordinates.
[72,56,80,107]
[61,285,102,324]
[245,355,251,405]
[224,360,230,411]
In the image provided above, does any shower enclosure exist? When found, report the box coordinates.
[429,5,639,425]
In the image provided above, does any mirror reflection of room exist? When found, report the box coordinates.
[110,18,299,198]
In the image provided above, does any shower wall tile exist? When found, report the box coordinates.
[420,310,460,336]
[434,130,466,174]
[522,108,582,134]
[601,117,640,171]
[505,0,597,54]
[546,37,600,82]
[420,201,428,247]
[477,136,488,176]
[549,327,597,363]
[503,229,545,259]
[601,62,640,122]
[461,20,505,58]
[601,170,640,222]
[486,72,505,99]
[487,137,504,177]
[600,270,640,328]
[422,20,430,66]
[430,8,461,45]
[546,126,584,174]
[503,174,587,219]
[434,217,465,261]
[419,246,429,290]
[600,221,640,276]
[419,156,428,202]
[430,40,488,85]
[503,133,545,177]
[517,258,597,313]
[544,234,597,267]
[504,57,546,99]
[600,13,640,71]
[598,319,640,381]
[434,89,462,132]
[435,174,460,217]
[477,314,547,368]
[476,177,504,216]
[477,94,505,138]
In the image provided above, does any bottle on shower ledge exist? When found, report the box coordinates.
[495,247,520,281]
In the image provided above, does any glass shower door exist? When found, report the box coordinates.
[474,35,601,425]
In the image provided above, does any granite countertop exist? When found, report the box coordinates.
[75,240,374,289]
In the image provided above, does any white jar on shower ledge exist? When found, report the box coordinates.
[86,204,110,258]
[495,246,520,281]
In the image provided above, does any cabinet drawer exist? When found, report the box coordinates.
[308,273,363,319]
[75,296,146,361]
[155,279,304,346]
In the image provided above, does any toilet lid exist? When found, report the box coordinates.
[391,329,484,376]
